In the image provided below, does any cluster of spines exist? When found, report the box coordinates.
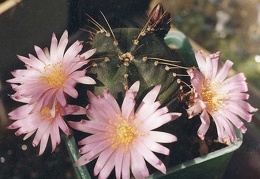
[83,11,190,92]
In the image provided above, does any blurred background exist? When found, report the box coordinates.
[0,0,259,178]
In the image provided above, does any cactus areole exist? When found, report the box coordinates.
[87,4,183,110]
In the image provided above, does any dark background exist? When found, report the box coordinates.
[0,0,259,178]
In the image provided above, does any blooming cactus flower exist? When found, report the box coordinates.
[7,30,96,116]
[7,96,86,155]
[186,50,258,144]
[69,81,181,179]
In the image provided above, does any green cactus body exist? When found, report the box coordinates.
[89,28,183,110]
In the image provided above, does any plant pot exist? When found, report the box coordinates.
[147,130,242,179]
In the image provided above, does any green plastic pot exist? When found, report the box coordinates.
[147,131,242,179]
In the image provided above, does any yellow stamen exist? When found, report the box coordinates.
[40,105,59,122]
[201,79,228,112]
[40,62,65,88]
[108,114,144,152]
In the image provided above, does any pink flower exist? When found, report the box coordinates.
[7,30,96,116]
[187,50,258,144]
[7,97,86,155]
[68,81,181,179]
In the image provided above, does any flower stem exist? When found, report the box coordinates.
[65,135,91,179]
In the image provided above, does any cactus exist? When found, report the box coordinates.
[69,4,198,178]
[86,4,196,110]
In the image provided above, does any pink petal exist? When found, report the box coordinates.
[222,81,248,93]
[200,109,210,125]
[186,99,204,119]
[122,152,131,179]
[136,101,161,121]
[207,51,221,79]
[141,137,170,155]
[214,60,233,82]
[147,131,177,143]
[78,134,108,145]
[8,104,33,120]
[75,76,96,84]
[86,92,114,122]
[235,100,258,113]
[228,93,249,100]
[56,89,67,107]
[211,57,220,80]
[121,90,136,119]
[217,116,237,142]
[94,147,115,176]
[39,128,50,155]
[223,73,246,84]
[56,115,70,135]
[130,146,149,179]
[23,131,35,140]
[8,116,38,132]
[50,33,58,62]
[49,99,57,118]
[227,101,253,122]
[115,147,124,179]
[86,104,111,123]
[80,48,96,59]
[219,110,247,133]
[141,106,168,122]
[32,121,50,147]
[195,50,206,72]
[34,45,49,65]
[63,41,83,63]
[63,85,78,98]
[204,55,213,79]
[187,68,203,94]
[79,140,111,164]
[103,89,121,114]
[198,110,210,140]
[28,53,41,63]
[68,120,111,133]
[84,140,111,157]
[78,141,100,154]
[96,96,120,121]
[142,85,161,104]
[98,151,116,179]
[74,155,90,166]
[57,31,68,59]
[141,112,181,131]
[63,105,86,115]
[128,81,140,94]
[50,119,61,152]
[197,122,210,140]
[135,141,166,174]
[66,60,88,74]
[213,116,225,142]
[17,55,45,70]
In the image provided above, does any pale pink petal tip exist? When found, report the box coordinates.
[129,81,140,92]
[81,48,96,59]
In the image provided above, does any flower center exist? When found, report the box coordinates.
[201,79,228,112]
[40,62,65,88]
[40,105,59,122]
[109,115,143,152]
